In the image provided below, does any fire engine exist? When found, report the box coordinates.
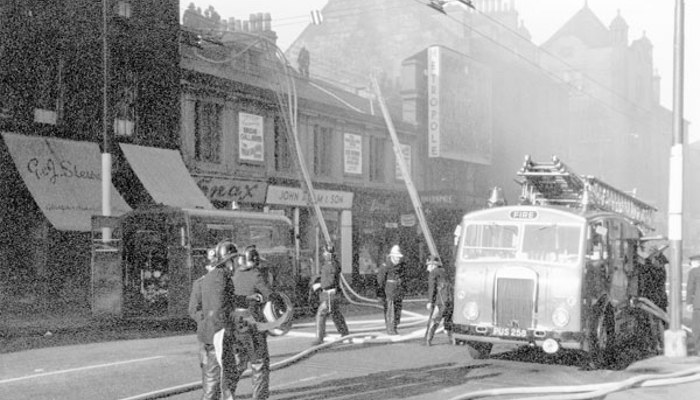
[451,156,666,367]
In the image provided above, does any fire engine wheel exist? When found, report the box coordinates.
[588,307,615,368]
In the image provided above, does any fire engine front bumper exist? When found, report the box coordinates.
[452,324,586,351]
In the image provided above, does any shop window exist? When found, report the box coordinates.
[274,116,292,171]
[194,100,222,163]
[313,125,333,176]
[369,136,385,182]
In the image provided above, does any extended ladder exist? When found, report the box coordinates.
[517,155,657,230]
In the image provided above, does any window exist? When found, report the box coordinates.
[369,136,385,182]
[313,125,333,176]
[33,55,64,125]
[113,67,137,136]
[274,117,292,171]
[194,100,222,163]
[115,1,132,18]
[461,223,519,260]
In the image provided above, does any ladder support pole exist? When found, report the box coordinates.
[371,75,439,259]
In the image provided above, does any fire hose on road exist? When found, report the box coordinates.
[446,364,700,400]
[117,311,433,400]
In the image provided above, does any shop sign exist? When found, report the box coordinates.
[400,213,416,227]
[420,190,485,210]
[343,133,362,174]
[239,112,264,162]
[194,175,267,203]
[266,185,353,209]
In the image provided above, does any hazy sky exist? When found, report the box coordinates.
[180,0,698,143]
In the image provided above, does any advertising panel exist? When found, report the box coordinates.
[343,133,362,174]
[239,112,264,162]
[427,46,492,164]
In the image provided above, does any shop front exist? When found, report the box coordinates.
[265,185,353,282]
[352,190,423,296]
[0,132,131,306]
[420,189,485,275]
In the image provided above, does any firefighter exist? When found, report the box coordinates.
[188,243,237,400]
[229,245,273,400]
[425,256,454,346]
[311,245,350,345]
[686,254,700,355]
[377,245,406,335]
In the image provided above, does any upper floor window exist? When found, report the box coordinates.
[313,125,333,177]
[33,56,64,125]
[113,67,137,136]
[274,117,292,172]
[194,100,222,163]
[369,136,385,182]
[115,1,132,19]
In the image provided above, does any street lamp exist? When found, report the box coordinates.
[665,0,686,357]
[101,0,112,243]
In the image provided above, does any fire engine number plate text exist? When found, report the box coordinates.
[492,327,527,337]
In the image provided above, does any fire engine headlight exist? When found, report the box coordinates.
[551,307,570,328]
[462,301,479,321]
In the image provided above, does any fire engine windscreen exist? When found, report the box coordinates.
[460,223,582,264]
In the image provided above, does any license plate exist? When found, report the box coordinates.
[492,327,527,338]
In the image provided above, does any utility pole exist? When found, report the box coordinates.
[665,0,686,357]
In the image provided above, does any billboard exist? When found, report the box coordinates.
[427,46,492,164]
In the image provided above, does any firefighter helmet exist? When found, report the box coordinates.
[322,244,335,261]
[214,240,238,267]
[243,245,261,267]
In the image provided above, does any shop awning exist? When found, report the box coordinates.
[2,132,131,231]
[119,143,213,210]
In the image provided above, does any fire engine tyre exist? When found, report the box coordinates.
[466,341,493,359]
[588,306,616,368]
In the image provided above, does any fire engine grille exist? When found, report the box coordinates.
[495,278,534,329]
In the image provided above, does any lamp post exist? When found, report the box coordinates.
[101,0,112,242]
[665,0,686,357]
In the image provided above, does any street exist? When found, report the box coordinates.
[0,307,648,400]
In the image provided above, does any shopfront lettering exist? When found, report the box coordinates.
[26,157,100,184]
[280,190,301,202]
[266,185,353,209]
[196,176,265,203]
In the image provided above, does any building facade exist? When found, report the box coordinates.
[0,0,181,307]
[181,5,425,294]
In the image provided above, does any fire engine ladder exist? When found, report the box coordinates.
[517,155,657,230]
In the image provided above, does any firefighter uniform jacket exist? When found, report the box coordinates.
[190,267,234,345]
[232,266,273,309]
[377,258,406,300]
[319,258,341,291]
[428,266,452,307]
